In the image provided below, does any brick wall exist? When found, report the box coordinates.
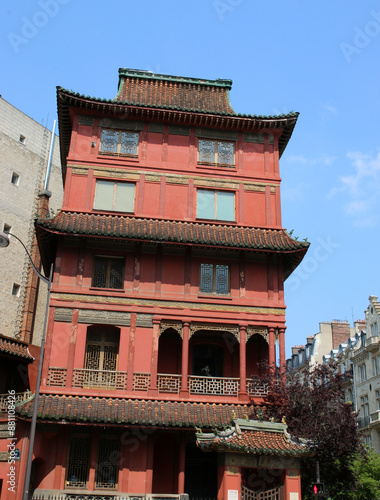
[331,320,351,349]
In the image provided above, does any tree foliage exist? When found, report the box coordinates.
[251,361,363,499]
[349,447,380,499]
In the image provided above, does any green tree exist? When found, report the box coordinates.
[349,447,380,499]
[252,361,363,499]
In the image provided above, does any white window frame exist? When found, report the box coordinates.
[93,180,135,213]
[196,189,235,222]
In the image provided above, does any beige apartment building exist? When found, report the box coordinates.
[0,97,62,396]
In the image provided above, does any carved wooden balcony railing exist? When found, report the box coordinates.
[246,377,269,397]
[72,369,128,390]
[133,372,151,391]
[188,375,240,396]
[45,367,268,398]
[0,390,31,412]
[47,367,67,387]
[157,374,181,393]
[32,493,189,500]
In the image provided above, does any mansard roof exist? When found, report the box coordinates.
[16,394,249,428]
[0,333,34,361]
[35,211,309,279]
[196,418,311,456]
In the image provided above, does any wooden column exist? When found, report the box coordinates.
[149,319,160,395]
[180,322,190,395]
[65,309,79,388]
[269,327,276,370]
[178,432,186,494]
[239,326,247,398]
[279,327,286,376]
[126,313,137,392]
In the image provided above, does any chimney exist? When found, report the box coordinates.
[331,320,351,349]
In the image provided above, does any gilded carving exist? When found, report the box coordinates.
[51,293,286,316]
[189,322,239,339]
[160,320,183,337]
[247,326,269,343]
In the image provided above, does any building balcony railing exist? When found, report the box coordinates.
[0,390,31,412]
[72,369,128,390]
[370,410,380,428]
[157,373,181,393]
[32,492,189,500]
[188,375,240,396]
[46,368,268,398]
[358,415,371,428]
[365,335,380,351]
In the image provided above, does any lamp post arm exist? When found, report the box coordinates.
[8,233,50,285]
[22,263,53,500]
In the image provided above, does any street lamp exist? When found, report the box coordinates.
[0,231,53,500]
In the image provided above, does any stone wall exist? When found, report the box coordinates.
[0,97,63,345]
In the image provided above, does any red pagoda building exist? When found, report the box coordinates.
[14,69,310,500]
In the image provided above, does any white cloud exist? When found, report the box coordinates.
[286,154,337,166]
[333,151,380,226]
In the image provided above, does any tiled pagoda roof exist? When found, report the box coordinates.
[196,419,311,457]
[16,394,250,428]
[0,334,34,361]
[115,68,236,115]
[35,211,309,279]
[57,69,299,177]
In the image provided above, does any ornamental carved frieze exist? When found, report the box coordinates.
[189,322,239,340]
[247,326,269,344]
[160,320,183,337]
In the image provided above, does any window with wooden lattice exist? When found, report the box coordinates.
[66,434,91,488]
[95,435,120,489]
[99,129,139,157]
[198,139,235,167]
[84,327,120,373]
[92,256,125,289]
[200,263,230,296]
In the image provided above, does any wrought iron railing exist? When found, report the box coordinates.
[358,415,371,428]
[72,369,128,390]
[157,374,181,393]
[188,375,239,396]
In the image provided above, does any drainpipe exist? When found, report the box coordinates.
[44,119,56,191]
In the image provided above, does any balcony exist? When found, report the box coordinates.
[358,415,371,428]
[47,368,268,398]
[72,369,128,390]
[365,335,380,352]
[0,390,31,412]
[370,410,380,429]
[32,492,189,500]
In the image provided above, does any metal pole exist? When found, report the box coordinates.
[316,460,320,483]
[44,120,56,191]
[22,264,53,500]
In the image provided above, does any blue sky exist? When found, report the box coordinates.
[2,1,380,357]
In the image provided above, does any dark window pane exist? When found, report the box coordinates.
[215,265,229,295]
[200,263,214,293]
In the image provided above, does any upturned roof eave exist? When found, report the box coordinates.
[35,214,309,280]
[56,87,299,179]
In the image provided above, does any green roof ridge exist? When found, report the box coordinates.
[118,68,233,89]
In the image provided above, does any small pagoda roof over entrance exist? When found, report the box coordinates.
[196,418,312,457]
